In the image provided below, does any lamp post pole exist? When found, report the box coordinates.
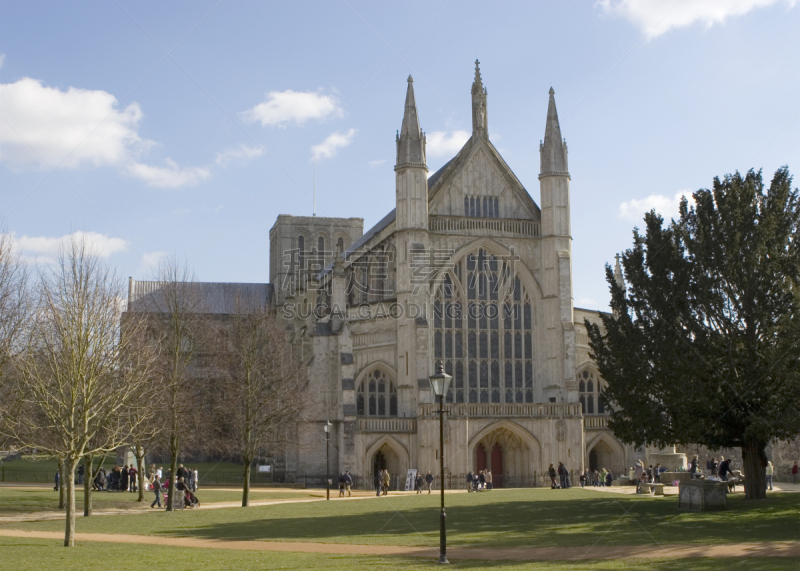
[325,420,331,501]
[429,361,451,565]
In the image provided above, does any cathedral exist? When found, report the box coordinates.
[129,62,636,486]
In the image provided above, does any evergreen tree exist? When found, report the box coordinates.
[587,167,800,500]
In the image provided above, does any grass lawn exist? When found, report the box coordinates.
[0,537,797,571]
[0,486,324,514]
[3,488,798,549]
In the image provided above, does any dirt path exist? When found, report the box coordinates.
[0,528,797,561]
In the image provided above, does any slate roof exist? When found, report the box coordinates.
[128,280,271,314]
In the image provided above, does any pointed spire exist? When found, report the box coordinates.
[472,59,487,137]
[396,75,426,169]
[539,87,568,175]
[614,253,626,289]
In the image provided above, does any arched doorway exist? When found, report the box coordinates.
[471,424,539,488]
[587,437,624,475]
[368,441,406,489]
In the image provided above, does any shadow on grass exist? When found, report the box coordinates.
[154,492,800,548]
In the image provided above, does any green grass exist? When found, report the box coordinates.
[0,537,796,571]
[0,486,323,514]
[3,488,798,548]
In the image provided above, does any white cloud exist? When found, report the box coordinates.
[140,251,168,271]
[214,144,264,167]
[0,77,210,188]
[426,130,470,158]
[311,129,356,159]
[598,0,797,37]
[125,159,211,189]
[243,90,340,127]
[368,159,387,166]
[618,190,692,221]
[5,230,128,262]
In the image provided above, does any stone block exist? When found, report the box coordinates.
[341,378,355,390]
[342,404,356,416]
[678,479,727,511]
[340,353,354,364]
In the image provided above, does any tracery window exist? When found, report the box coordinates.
[356,369,397,416]
[464,196,500,218]
[433,248,534,404]
[579,368,605,415]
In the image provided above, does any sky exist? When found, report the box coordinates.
[1,0,798,310]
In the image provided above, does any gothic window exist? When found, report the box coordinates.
[434,248,534,403]
[337,237,344,253]
[465,196,501,218]
[356,369,397,417]
[578,368,605,415]
[317,236,325,271]
[297,235,305,272]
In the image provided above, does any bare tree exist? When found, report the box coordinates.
[215,301,307,506]
[0,226,30,447]
[11,237,156,546]
[145,257,209,512]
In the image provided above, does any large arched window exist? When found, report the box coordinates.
[578,368,605,415]
[356,369,397,416]
[297,235,305,272]
[433,248,535,404]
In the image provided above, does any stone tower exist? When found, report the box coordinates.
[538,88,576,402]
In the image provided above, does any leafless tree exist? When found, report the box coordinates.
[0,225,30,448]
[10,237,156,546]
[214,300,307,506]
[145,257,210,511]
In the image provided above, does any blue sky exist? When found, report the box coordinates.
[1,0,798,310]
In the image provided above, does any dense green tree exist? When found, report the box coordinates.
[587,167,799,500]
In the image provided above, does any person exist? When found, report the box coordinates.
[467,471,474,492]
[54,469,60,491]
[548,464,557,489]
[634,460,644,483]
[415,472,424,494]
[637,471,647,494]
[343,471,352,497]
[478,470,486,491]
[76,463,84,485]
[719,457,731,481]
[156,466,163,479]
[605,470,613,487]
[374,469,382,497]
[95,467,106,491]
[485,470,493,491]
[425,471,434,494]
[558,462,568,489]
[654,463,662,483]
[192,467,199,492]
[689,455,698,478]
[382,469,390,496]
[765,461,774,491]
[709,457,718,477]
[129,464,137,492]
[599,468,607,487]
[792,461,799,484]
[150,474,162,508]
[579,470,586,488]
[338,473,346,497]
[120,465,129,492]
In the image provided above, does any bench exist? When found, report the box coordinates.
[639,483,665,496]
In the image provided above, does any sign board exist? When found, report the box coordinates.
[257,465,271,473]
[405,469,418,491]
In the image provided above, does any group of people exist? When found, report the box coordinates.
[580,468,614,487]
[548,462,572,489]
[374,468,391,496]
[93,464,139,492]
[337,471,353,496]
[414,470,435,493]
[466,470,493,491]
[149,464,200,509]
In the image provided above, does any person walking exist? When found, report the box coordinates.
[718,457,731,481]
[129,464,137,492]
[54,469,60,491]
[382,469,390,496]
[765,461,774,491]
[467,471,474,492]
[654,463,662,483]
[478,470,486,491]
[338,473,346,497]
[558,462,568,489]
[425,471,434,494]
[485,470,493,491]
[150,474,162,509]
[374,469,382,497]
[76,463,84,485]
[548,464,557,488]
[343,471,353,497]
[605,470,613,487]
[415,472,423,494]
[690,455,699,479]
[792,461,798,484]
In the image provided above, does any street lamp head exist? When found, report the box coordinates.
[324,420,332,433]
[429,361,452,398]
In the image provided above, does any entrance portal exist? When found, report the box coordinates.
[472,424,538,488]
[587,438,623,475]
[369,441,404,488]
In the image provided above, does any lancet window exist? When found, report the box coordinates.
[356,369,397,416]
[464,196,500,218]
[578,368,605,415]
[433,248,535,403]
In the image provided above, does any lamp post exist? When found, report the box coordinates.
[429,361,452,565]
[324,419,332,500]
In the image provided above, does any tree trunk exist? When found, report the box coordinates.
[58,457,65,509]
[742,438,767,500]
[136,448,146,502]
[64,457,78,547]
[83,455,92,517]
[242,461,251,507]
[166,437,178,512]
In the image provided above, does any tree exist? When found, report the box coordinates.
[142,258,209,512]
[10,237,156,545]
[587,167,800,500]
[214,301,307,506]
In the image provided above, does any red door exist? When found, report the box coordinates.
[491,444,503,487]
[476,444,487,472]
